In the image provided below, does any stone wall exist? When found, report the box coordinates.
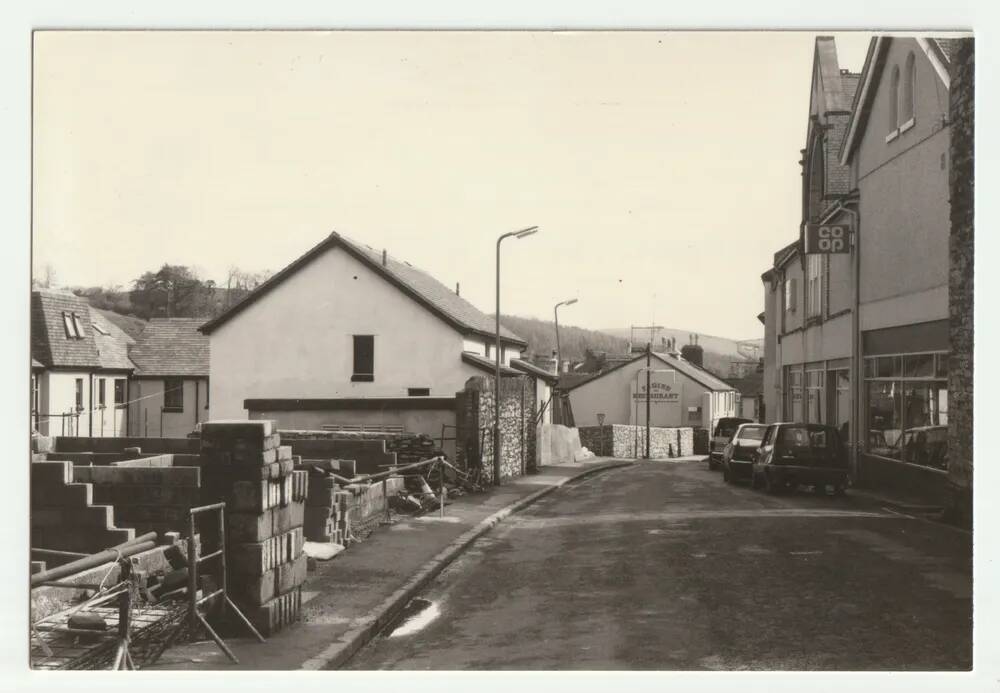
[578,425,693,459]
[455,375,537,484]
[947,38,974,525]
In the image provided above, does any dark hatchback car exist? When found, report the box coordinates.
[721,423,768,484]
[751,422,849,495]
[709,417,752,469]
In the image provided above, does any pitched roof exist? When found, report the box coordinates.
[31,290,102,369]
[461,351,521,377]
[200,231,527,347]
[510,358,559,384]
[129,318,209,377]
[92,307,147,341]
[563,351,736,393]
[90,310,136,371]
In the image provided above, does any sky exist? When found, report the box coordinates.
[32,30,874,340]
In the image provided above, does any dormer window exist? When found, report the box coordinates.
[62,311,85,339]
[92,322,110,336]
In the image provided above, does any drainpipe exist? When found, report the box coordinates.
[842,205,862,482]
[88,373,94,437]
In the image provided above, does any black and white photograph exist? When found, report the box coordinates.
[3,3,995,689]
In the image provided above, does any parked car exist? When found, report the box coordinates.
[721,423,769,484]
[709,417,752,469]
[751,422,849,495]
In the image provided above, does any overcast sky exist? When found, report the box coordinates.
[32,31,873,339]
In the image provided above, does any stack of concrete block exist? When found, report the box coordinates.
[31,460,136,553]
[199,421,309,636]
[304,473,344,544]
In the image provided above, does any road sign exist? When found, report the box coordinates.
[805,222,851,254]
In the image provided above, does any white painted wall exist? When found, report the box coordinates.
[130,378,209,437]
[461,336,519,365]
[209,245,513,420]
[568,358,736,429]
[36,371,90,436]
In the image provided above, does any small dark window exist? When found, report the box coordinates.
[98,379,106,407]
[205,380,210,409]
[408,388,430,397]
[485,342,492,358]
[114,379,126,406]
[163,378,184,411]
[352,335,375,382]
[74,378,84,410]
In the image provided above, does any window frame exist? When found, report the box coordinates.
[900,52,916,131]
[886,64,901,141]
[74,378,84,411]
[351,335,375,382]
[114,378,127,407]
[163,377,184,412]
[806,254,823,318]
[98,378,106,408]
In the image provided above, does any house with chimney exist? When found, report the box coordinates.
[198,231,530,458]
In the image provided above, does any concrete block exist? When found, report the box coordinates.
[272,502,305,536]
[275,554,307,595]
[32,461,72,487]
[32,435,54,453]
[237,586,301,636]
[230,567,276,607]
[201,420,274,440]
[72,465,200,488]
[228,510,274,544]
[276,445,293,461]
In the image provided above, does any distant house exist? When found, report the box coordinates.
[127,318,210,437]
[31,290,135,437]
[565,350,738,431]
[199,231,528,457]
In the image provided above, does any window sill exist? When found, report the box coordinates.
[162,407,184,413]
[351,374,374,382]
[899,117,915,135]
[885,128,899,143]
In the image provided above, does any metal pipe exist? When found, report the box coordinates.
[646,344,652,459]
[30,540,155,587]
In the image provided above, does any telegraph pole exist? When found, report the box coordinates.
[645,342,651,459]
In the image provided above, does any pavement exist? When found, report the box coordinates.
[345,458,972,670]
[147,456,634,671]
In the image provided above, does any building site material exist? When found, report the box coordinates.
[30,534,157,588]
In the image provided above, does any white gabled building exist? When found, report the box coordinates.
[198,231,530,456]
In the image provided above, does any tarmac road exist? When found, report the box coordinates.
[345,459,972,670]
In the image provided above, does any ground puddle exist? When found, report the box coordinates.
[386,598,441,638]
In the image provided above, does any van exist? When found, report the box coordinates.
[709,417,752,469]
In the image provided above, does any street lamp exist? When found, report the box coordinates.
[553,298,578,376]
[495,226,539,486]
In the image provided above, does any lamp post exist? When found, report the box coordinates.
[495,226,539,486]
[553,298,578,376]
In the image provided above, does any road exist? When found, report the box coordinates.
[345,460,972,670]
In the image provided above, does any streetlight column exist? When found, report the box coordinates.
[494,226,539,486]
[553,298,578,376]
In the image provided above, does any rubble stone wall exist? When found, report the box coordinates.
[947,38,974,524]
[578,425,693,459]
[455,375,537,484]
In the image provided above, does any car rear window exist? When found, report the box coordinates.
[737,426,766,441]
[715,419,750,437]
[780,426,838,449]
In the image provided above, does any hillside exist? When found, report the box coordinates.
[498,315,629,362]
[599,327,762,360]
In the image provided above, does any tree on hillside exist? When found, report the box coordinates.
[131,264,217,319]
[223,266,273,309]
[32,263,58,290]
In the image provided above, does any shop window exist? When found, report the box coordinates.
[163,378,184,411]
[865,350,949,470]
[352,335,375,382]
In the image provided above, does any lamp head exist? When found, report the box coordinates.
[514,226,539,239]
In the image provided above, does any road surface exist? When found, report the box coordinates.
[345,460,972,670]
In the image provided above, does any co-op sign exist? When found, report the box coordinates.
[805,222,852,254]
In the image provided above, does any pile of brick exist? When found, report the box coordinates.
[303,475,405,544]
[200,421,309,636]
[384,433,444,467]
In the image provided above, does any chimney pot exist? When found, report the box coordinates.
[456,282,460,295]
[382,249,387,266]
